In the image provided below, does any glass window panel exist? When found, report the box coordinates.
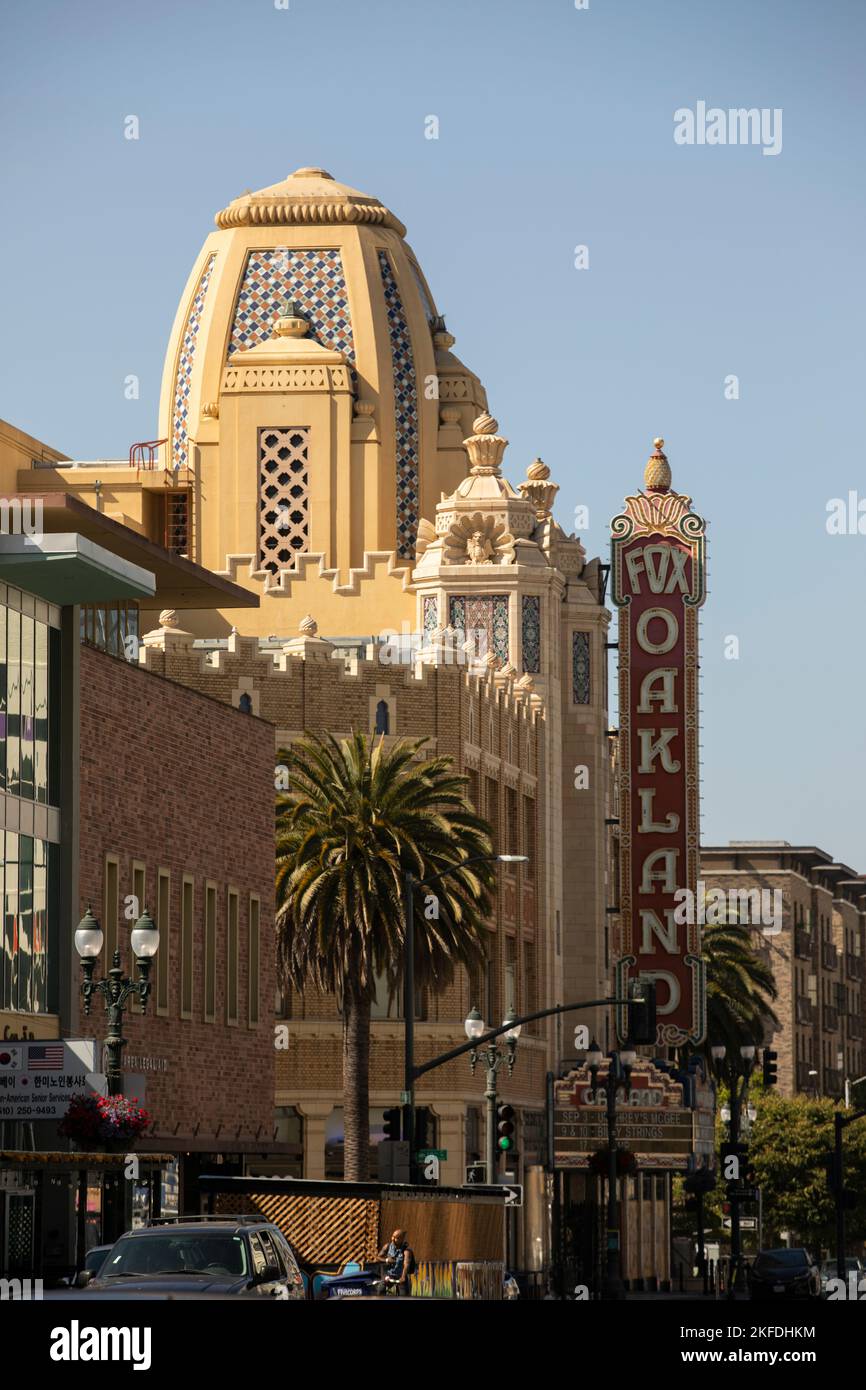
[34,620,48,804]
[156,871,170,1015]
[4,833,17,1012]
[17,835,33,1012]
[32,838,47,1013]
[20,615,34,800]
[204,884,216,1022]
[227,890,239,1023]
[181,879,194,1019]
[6,608,20,795]
[107,605,120,658]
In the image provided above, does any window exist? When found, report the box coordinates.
[259,426,310,574]
[227,888,239,1024]
[156,870,170,1015]
[238,692,253,714]
[523,940,536,1016]
[504,937,517,1014]
[486,778,499,854]
[180,877,194,1020]
[204,882,217,1022]
[524,797,536,879]
[132,861,146,925]
[374,699,390,735]
[104,856,120,965]
[249,895,260,1026]
[505,788,518,858]
[248,1233,267,1276]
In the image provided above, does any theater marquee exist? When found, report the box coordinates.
[611,440,707,1046]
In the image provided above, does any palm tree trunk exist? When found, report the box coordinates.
[343,993,371,1181]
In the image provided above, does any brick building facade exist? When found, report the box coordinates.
[74,642,276,1162]
[138,622,552,1184]
[701,843,866,1098]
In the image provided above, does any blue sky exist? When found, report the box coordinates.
[1,0,864,866]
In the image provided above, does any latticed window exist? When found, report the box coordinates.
[259,426,310,574]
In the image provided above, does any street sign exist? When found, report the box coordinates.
[501,1183,523,1208]
[726,1186,758,1203]
[415,1148,447,1161]
[723,1217,757,1230]
[0,1040,100,1121]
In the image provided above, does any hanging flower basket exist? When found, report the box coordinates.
[59,1093,151,1151]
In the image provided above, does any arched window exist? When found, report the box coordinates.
[374,699,390,735]
[238,692,253,714]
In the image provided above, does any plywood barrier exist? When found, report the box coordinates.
[380,1197,503,1263]
[213,1190,379,1265]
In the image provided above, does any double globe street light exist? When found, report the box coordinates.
[464,1005,522,1183]
[74,907,160,1097]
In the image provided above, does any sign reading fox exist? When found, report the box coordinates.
[611,439,707,1047]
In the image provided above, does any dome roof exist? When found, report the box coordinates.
[156,165,490,634]
[215,167,407,236]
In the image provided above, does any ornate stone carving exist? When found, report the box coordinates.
[463,413,508,476]
[159,609,179,629]
[298,614,318,636]
[443,512,516,566]
[519,457,559,520]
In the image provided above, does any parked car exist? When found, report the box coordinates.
[58,1244,113,1289]
[749,1248,820,1300]
[820,1257,864,1296]
[86,1217,308,1298]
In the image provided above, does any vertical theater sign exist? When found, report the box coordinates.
[611,439,707,1047]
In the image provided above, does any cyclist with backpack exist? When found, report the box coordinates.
[379,1229,416,1296]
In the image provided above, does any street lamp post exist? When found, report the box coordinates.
[74,907,160,1096]
[464,1006,521,1183]
[587,1039,635,1300]
[402,853,527,1179]
[712,1041,756,1297]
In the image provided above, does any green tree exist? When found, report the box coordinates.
[275,731,494,1181]
[701,920,779,1071]
[749,1094,866,1254]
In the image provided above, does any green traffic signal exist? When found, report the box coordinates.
[498,1136,513,1151]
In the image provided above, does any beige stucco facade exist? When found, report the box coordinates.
[2,165,616,1233]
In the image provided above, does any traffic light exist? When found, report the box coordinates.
[415,1106,431,1150]
[496,1104,515,1153]
[762,1048,778,1088]
[627,980,657,1046]
[383,1107,402,1141]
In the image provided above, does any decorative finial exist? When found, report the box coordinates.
[159,609,179,630]
[274,298,308,338]
[463,412,508,475]
[472,412,498,436]
[644,437,671,494]
[527,457,550,481]
[298,614,318,637]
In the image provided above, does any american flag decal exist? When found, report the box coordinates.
[27,1044,64,1071]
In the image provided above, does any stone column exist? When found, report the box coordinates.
[297,1101,334,1180]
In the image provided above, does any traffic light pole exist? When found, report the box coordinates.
[485,1064,498,1185]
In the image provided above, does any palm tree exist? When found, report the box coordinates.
[700,918,779,1075]
[275,731,495,1181]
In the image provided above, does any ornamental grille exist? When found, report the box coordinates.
[259,427,310,575]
